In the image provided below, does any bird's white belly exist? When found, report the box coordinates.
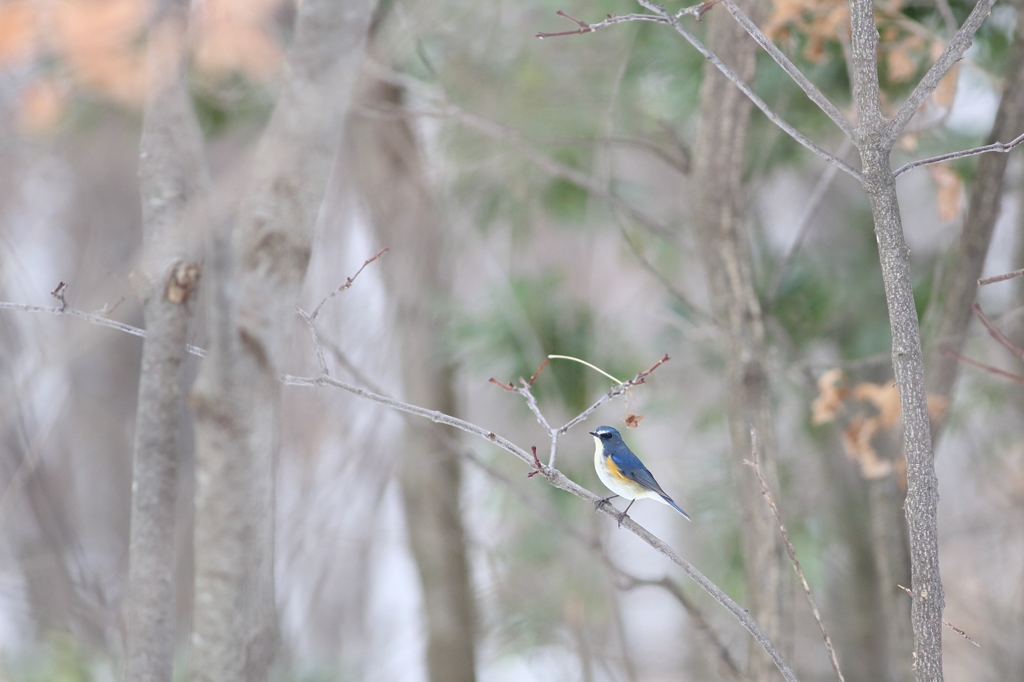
[595,439,650,500]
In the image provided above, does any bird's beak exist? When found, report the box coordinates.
[588,431,598,437]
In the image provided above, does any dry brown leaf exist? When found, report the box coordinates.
[860,449,895,479]
[852,381,901,428]
[812,368,847,424]
[622,414,644,429]
[929,163,962,221]
[842,415,895,479]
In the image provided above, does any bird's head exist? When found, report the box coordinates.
[589,426,623,447]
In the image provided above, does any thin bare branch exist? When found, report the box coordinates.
[938,348,1024,385]
[979,268,1024,286]
[308,247,389,320]
[884,0,998,145]
[298,248,391,377]
[747,429,845,682]
[719,0,856,138]
[535,1,723,38]
[972,303,1024,359]
[616,574,744,681]
[535,9,668,38]
[617,221,717,325]
[0,298,207,356]
[894,133,1024,177]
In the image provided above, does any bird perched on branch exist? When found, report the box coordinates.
[590,426,690,525]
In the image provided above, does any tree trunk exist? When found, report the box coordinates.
[187,3,376,681]
[125,2,205,680]
[849,0,947,676]
[690,1,786,679]
[347,61,478,682]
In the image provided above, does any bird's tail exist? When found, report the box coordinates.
[661,495,692,521]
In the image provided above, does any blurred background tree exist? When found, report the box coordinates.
[0,0,1022,680]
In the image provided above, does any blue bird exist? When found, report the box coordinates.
[590,426,690,524]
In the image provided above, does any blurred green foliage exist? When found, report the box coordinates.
[451,272,641,414]
[4,634,94,682]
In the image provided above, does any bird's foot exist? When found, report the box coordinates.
[595,496,629,526]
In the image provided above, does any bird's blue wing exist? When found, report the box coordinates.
[610,449,667,495]
[612,447,691,520]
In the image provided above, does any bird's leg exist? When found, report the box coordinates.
[616,499,636,528]
[594,494,619,512]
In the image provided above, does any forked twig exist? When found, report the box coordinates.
[308,247,389,320]
[298,248,391,376]
[535,3,719,39]
[490,354,671,467]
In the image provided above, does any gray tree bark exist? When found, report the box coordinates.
[690,1,787,679]
[124,2,205,680]
[845,0,997,676]
[348,57,477,682]
[187,2,376,681]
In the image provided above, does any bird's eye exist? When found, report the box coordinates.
[601,433,611,439]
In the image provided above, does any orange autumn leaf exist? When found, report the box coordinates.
[812,368,848,424]
[842,415,894,479]
[852,381,901,428]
